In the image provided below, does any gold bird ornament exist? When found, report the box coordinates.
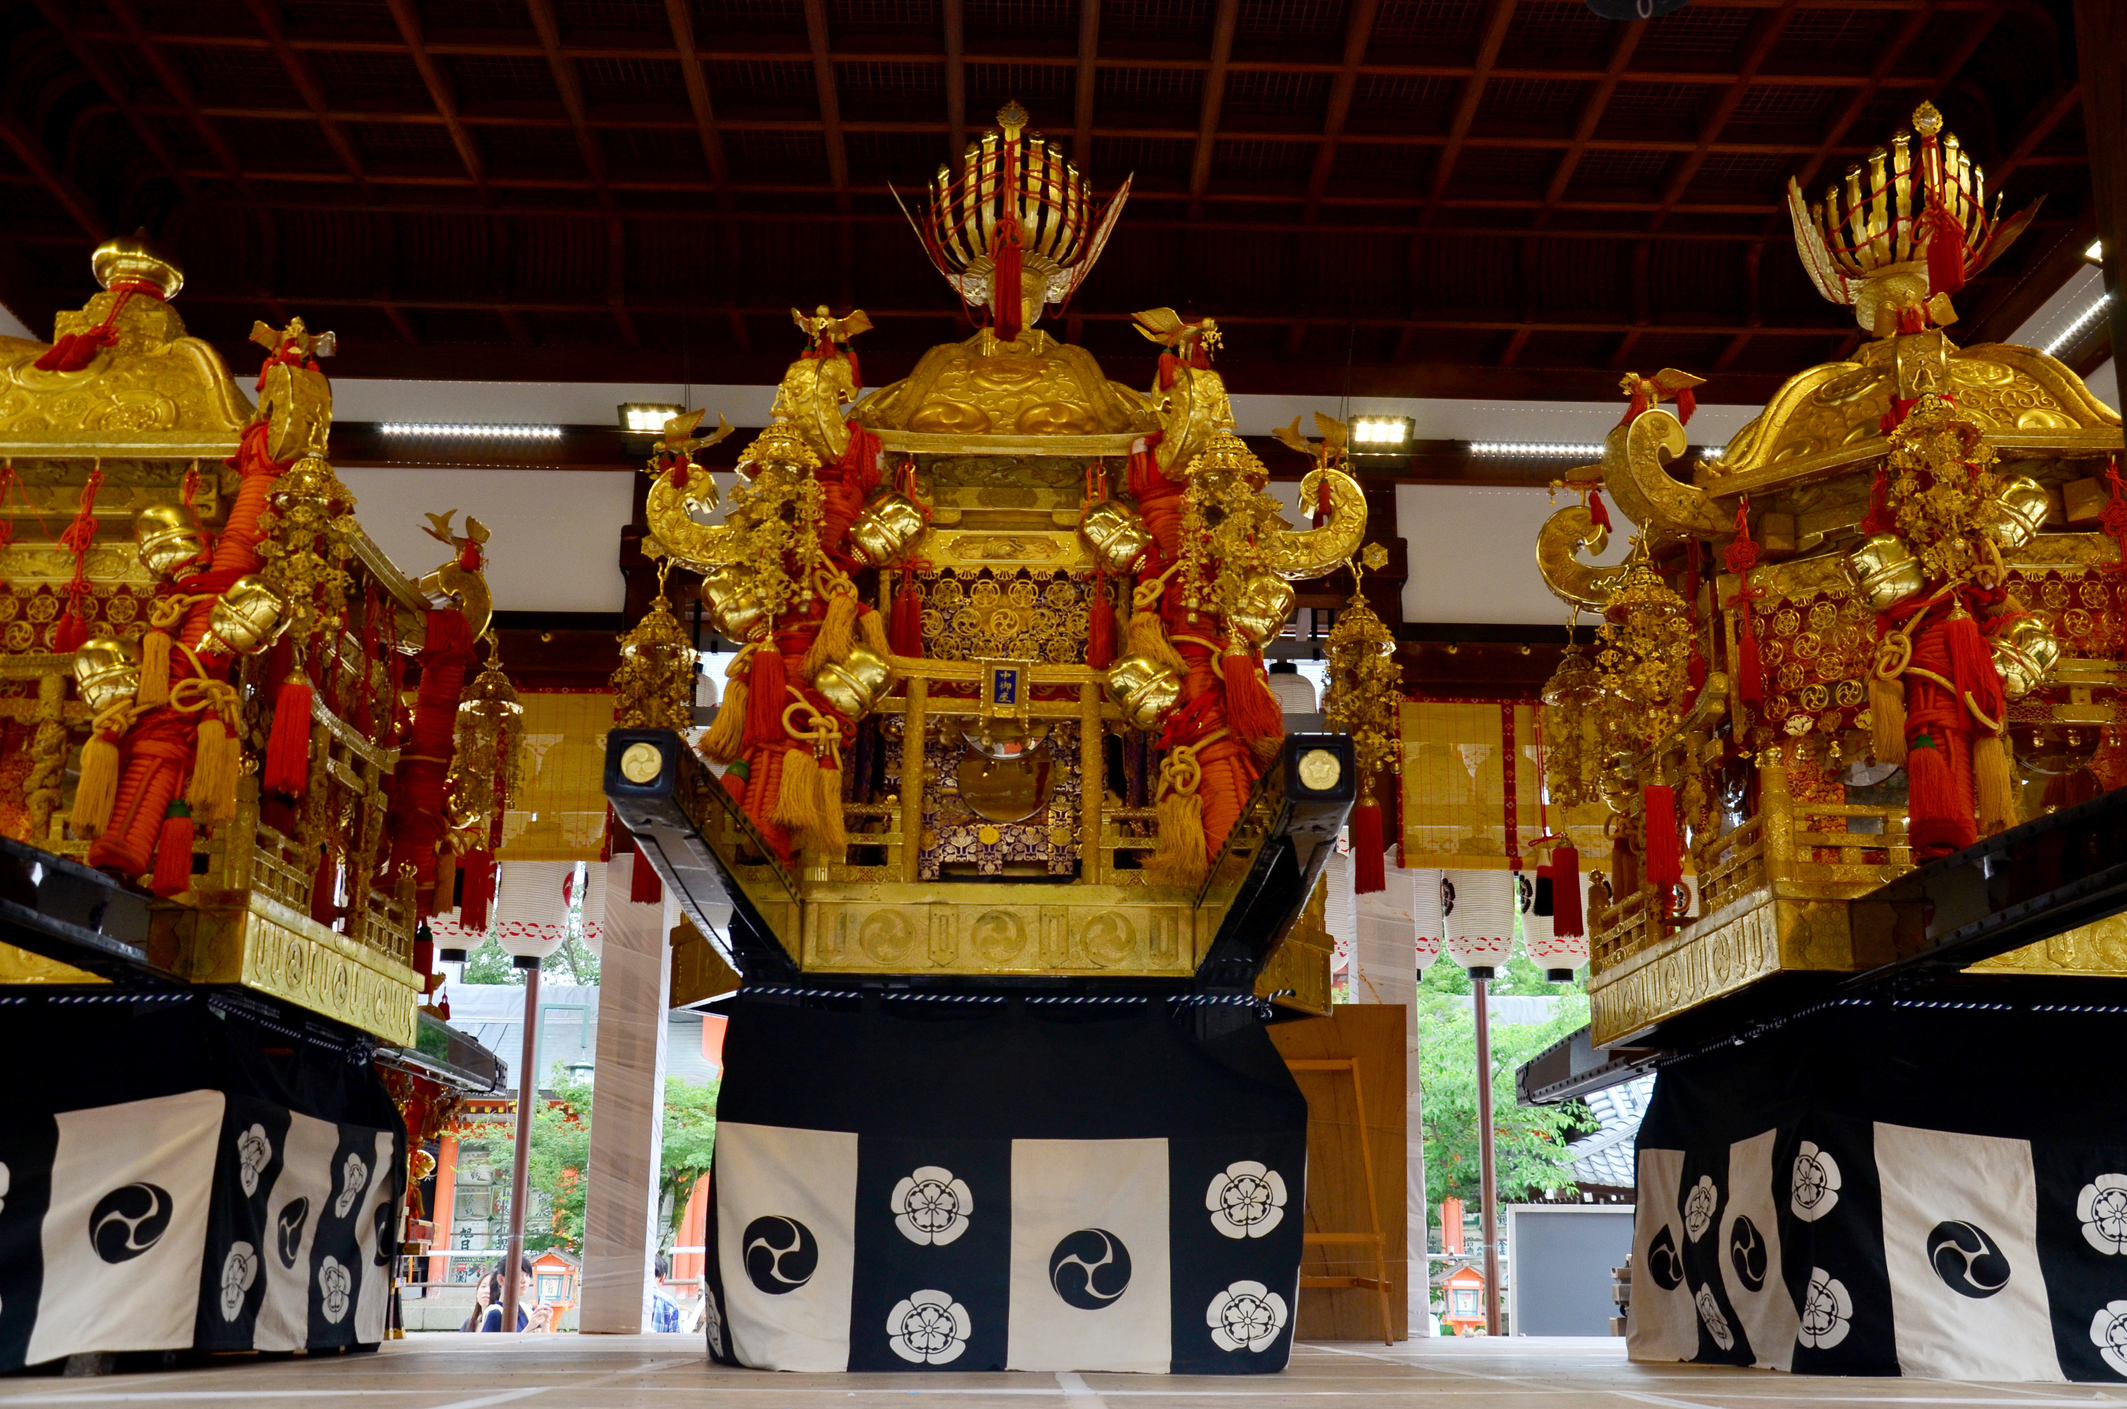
[1618,367,1706,427]
[792,305,874,350]
[1271,412,1348,470]
[1132,306,1223,363]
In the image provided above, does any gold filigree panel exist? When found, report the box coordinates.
[804,895,1190,976]
[915,566,1095,664]
[160,895,419,1045]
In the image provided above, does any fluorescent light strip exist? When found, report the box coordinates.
[1469,441,1604,457]
[2043,293,2112,358]
[380,422,563,439]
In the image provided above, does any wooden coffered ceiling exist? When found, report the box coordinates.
[0,0,2099,403]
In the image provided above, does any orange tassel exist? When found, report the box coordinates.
[151,801,196,898]
[1221,649,1283,746]
[1643,784,1682,892]
[264,674,313,796]
[72,733,120,838]
[137,628,172,708]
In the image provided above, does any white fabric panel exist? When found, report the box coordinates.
[1441,869,1514,970]
[1007,1138,1171,1372]
[1628,1147,1699,1364]
[1719,1129,1797,1370]
[1323,849,1356,977]
[716,1122,859,1371]
[352,1130,398,1345]
[254,1110,342,1353]
[27,1091,225,1364]
[1410,866,1443,971]
[1351,868,1414,1005]
[1875,1122,2060,1382]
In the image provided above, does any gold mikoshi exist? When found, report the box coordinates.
[134,504,207,580]
[72,636,141,715]
[848,492,928,568]
[1848,532,1926,613]
[1976,475,2049,553]
[1992,614,2060,699]
[1105,654,1180,732]
[203,576,290,657]
[1078,499,1153,574]
[1225,573,1296,649]
[699,565,770,642]
[814,643,894,721]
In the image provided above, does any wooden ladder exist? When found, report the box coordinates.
[1289,1056,1394,1345]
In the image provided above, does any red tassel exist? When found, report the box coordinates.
[1736,608,1764,706]
[264,675,314,796]
[309,845,339,926]
[1586,490,1612,531]
[744,643,788,751]
[1352,797,1386,894]
[460,850,494,931]
[1904,728,1972,859]
[1673,387,1696,425]
[630,852,663,905]
[890,569,924,658]
[992,215,1024,342]
[1861,466,1894,536]
[413,927,435,982]
[1642,784,1682,891]
[33,324,120,373]
[1087,571,1115,670]
[1223,650,1281,745]
[53,604,89,655]
[151,801,196,898]
[1551,843,1583,937]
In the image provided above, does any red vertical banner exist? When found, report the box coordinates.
[1500,703,1520,870]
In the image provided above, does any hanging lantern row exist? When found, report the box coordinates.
[1410,866,1593,982]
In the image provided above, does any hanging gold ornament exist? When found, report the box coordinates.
[1175,431,1287,623]
[446,634,523,832]
[254,453,358,641]
[1883,396,2002,584]
[612,562,699,731]
[1322,543,1401,785]
[1593,545,1695,756]
[1542,638,1604,810]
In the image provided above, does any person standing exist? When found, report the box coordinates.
[650,1254,684,1333]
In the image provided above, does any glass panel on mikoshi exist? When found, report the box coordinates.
[1441,868,1514,978]
[1520,867,1588,981]
[1412,866,1444,974]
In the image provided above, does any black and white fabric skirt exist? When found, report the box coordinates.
[702,994,1309,1374]
[1631,1000,2127,1382]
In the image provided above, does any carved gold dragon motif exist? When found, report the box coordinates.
[1535,502,1629,611]
[1264,468,1369,581]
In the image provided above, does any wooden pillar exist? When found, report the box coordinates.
[578,854,673,1332]
[427,1133,459,1287]
[2073,0,2126,367]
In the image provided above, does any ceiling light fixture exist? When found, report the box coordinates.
[1469,441,1605,457]
[380,422,563,440]
[1350,415,1414,448]
[2042,294,2112,358]
[2086,239,2105,264]
[618,402,684,435]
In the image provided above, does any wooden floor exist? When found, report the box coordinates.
[4,1336,2125,1407]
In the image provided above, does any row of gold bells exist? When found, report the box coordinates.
[1846,471,2060,698]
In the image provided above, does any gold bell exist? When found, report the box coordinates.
[202,575,289,657]
[72,636,141,714]
[1104,654,1180,732]
[134,503,207,580]
[848,492,928,568]
[90,231,183,300]
[1078,499,1153,575]
[1976,476,2049,554]
[1992,614,2060,699]
[1225,573,1296,649]
[1847,532,1925,614]
[813,642,894,721]
[699,565,769,642]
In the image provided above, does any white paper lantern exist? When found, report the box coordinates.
[1267,662,1316,715]
[1412,866,1444,974]
[1521,867,1588,981]
[494,861,571,969]
[1441,868,1514,977]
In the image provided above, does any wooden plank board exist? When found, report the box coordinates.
[1269,1004,1408,1343]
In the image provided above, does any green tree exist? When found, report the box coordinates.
[483,1073,721,1255]
[461,933,522,985]
[1417,964,1594,1211]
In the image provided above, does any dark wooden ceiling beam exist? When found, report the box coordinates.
[239,0,372,201]
[31,0,198,202]
[1072,0,1099,166]
[0,112,106,240]
[1988,77,2082,186]
[1422,0,1517,229]
[1186,0,1240,223]
[1648,1,1800,233]
[945,0,966,162]
[102,0,257,200]
[383,0,488,202]
[800,0,855,306]
[1536,19,1644,224]
[524,0,611,210]
[663,0,728,192]
[1302,0,1381,221]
